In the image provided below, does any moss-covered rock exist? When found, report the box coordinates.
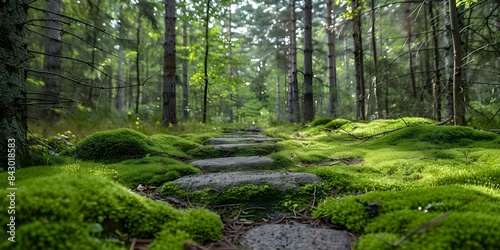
[0,174,223,250]
[74,128,156,161]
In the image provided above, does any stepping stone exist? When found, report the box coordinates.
[172,172,322,192]
[211,143,277,149]
[191,156,274,172]
[205,137,281,145]
[240,224,353,250]
[222,133,268,138]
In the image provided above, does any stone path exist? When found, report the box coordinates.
[167,127,353,250]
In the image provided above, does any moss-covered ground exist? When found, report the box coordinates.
[3,118,500,249]
[266,117,500,249]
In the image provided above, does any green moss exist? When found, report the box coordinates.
[0,156,199,189]
[160,208,223,243]
[179,132,222,144]
[376,125,498,145]
[0,174,223,250]
[149,229,193,250]
[324,118,352,129]
[314,185,500,249]
[74,128,157,162]
[309,118,334,127]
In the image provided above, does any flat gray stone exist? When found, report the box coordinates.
[211,143,277,149]
[222,133,269,138]
[191,156,274,172]
[240,224,353,250]
[172,172,322,192]
[205,137,281,145]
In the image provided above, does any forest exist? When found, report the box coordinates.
[0,0,500,249]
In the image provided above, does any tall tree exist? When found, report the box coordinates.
[448,0,466,125]
[42,0,62,121]
[288,0,300,123]
[302,0,314,122]
[163,0,178,125]
[327,0,338,117]
[181,5,189,121]
[0,0,30,167]
[352,0,365,120]
[202,0,211,124]
[115,6,125,112]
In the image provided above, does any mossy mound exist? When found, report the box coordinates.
[324,118,352,129]
[313,185,500,249]
[0,174,222,250]
[374,125,498,145]
[74,128,156,161]
[309,118,334,127]
[149,134,214,158]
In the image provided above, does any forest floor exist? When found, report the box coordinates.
[2,117,500,249]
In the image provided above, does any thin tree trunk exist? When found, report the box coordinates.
[135,18,141,114]
[443,0,454,120]
[227,2,233,123]
[163,0,177,125]
[327,0,337,117]
[303,0,314,122]
[182,12,189,121]
[352,0,365,120]
[448,0,466,125]
[288,0,300,122]
[115,7,125,112]
[0,0,30,167]
[276,51,281,121]
[42,0,62,121]
[202,0,211,124]
[429,2,441,121]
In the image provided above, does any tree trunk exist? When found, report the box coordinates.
[42,0,62,121]
[182,14,189,121]
[0,0,30,167]
[352,0,365,120]
[115,7,125,112]
[202,0,211,124]
[326,0,337,118]
[302,0,314,122]
[443,0,454,120]
[429,1,441,121]
[288,0,300,123]
[276,51,281,121]
[163,0,177,126]
[448,0,466,125]
[370,0,381,119]
[135,18,141,114]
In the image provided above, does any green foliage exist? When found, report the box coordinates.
[74,128,157,162]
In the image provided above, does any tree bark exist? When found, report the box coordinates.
[115,7,125,112]
[303,0,314,122]
[163,0,178,125]
[42,0,62,121]
[202,0,211,124]
[135,18,141,114]
[182,12,189,121]
[327,0,338,117]
[352,0,365,120]
[0,0,30,167]
[448,0,466,125]
[288,0,300,123]
[429,1,441,121]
